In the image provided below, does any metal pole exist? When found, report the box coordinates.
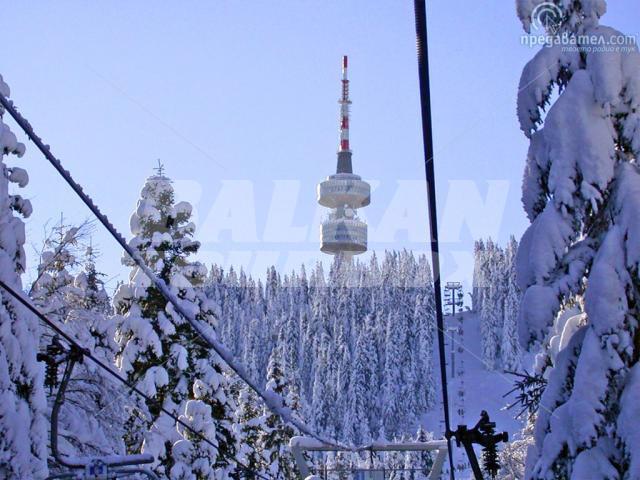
[451,329,456,379]
[451,286,457,379]
[413,1,455,478]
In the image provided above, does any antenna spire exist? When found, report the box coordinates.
[154,159,165,177]
[339,55,351,153]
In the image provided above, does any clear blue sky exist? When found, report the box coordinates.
[2,1,638,293]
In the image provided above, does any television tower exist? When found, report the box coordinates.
[317,56,371,257]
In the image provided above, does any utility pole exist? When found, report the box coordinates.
[444,282,464,316]
[444,282,463,379]
[447,326,458,378]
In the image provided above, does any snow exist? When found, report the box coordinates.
[172,201,192,218]
[0,122,24,156]
[11,195,32,218]
[170,272,193,290]
[545,70,615,209]
[618,364,640,478]
[289,436,328,449]
[518,285,560,348]
[571,438,618,480]
[8,167,28,187]
[584,227,629,336]
[151,231,172,247]
[171,344,189,370]
[556,313,585,358]
[547,331,607,454]
[515,203,573,291]
[586,26,626,105]
[517,46,580,135]
[130,266,152,294]
[546,306,583,362]
[521,131,548,222]
[614,163,640,271]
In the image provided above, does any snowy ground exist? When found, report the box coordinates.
[424,310,532,478]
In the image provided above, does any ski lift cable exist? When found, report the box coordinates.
[0,92,347,452]
[413,1,456,479]
[0,280,272,480]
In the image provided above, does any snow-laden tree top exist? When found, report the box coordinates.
[115,170,236,479]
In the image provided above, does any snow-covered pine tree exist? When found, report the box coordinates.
[114,169,236,478]
[501,237,521,372]
[414,277,436,415]
[282,277,302,394]
[300,264,324,404]
[472,239,486,312]
[0,74,48,478]
[345,314,377,445]
[382,309,407,440]
[259,350,299,479]
[309,262,337,438]
[30,218,83,326]
[397,251,421,430]
[515,1,640,477]
[479,240,506,370]
[310,341,335,439]
[232,386,268,478]
[330,256,354,440]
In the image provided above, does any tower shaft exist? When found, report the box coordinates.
[317,56,370,257]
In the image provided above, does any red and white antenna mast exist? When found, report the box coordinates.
[339,55,352,153]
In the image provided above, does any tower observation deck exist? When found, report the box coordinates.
[317,56,370,257]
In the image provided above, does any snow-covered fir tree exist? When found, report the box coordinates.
[472,238,522,372]
[345,314,378,446]
[30,218,82,327]
[232,385,268,478]
[382,309,408,439]
[501,237,522,372]
[515,1,640,476]
[480,240,506,370]
[0,74,48,478]
[114,169,236,478]
[259,350,299,479]
[472,239,486,312]
[414,273,436,415]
